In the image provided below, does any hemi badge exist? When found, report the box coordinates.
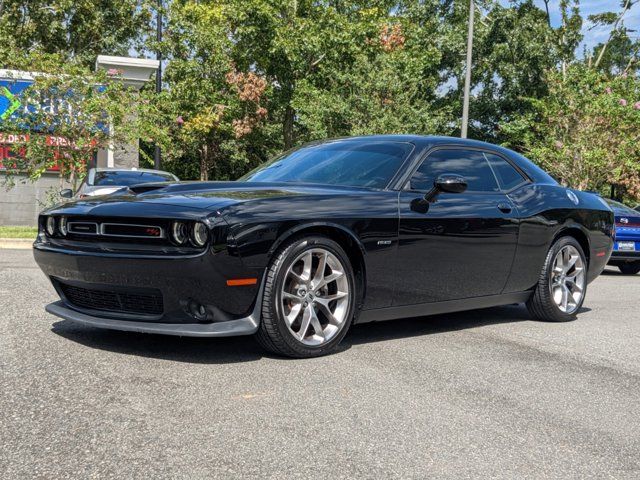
[377,240,392,245]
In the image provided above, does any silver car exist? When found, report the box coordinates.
[61,168,179,199]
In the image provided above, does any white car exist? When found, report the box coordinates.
[61,168,179,199]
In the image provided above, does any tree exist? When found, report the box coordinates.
[0,0,154,68]
[501,66,640,199]
[160,0,270,181]
[0,57,169,189]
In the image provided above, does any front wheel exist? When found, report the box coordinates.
[255,235,356,358]
[618,263,640,275]
[527,236,587,322]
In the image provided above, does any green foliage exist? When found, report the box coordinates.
[0,0,154,68]
[0,225,38,239]
[1,0,639,202]
[501,66,640,198]
[0,59,169,188]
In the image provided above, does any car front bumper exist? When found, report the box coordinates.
[45,301,259,337]
[33,240,264,337]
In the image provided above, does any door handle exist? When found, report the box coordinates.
[497,202,512,214]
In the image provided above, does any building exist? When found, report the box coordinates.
[0,56,159,226]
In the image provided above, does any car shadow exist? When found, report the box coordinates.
[51,303,540,364]
[345,304,533,347]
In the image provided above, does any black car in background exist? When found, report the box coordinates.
[34,135,614,358]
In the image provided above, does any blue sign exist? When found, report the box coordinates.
[0,79,33,120]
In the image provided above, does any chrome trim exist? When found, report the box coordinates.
[99,223,165,239]
[67,222,99,235]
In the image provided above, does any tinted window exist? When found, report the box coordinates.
[484,153,526,190]
[410,149,499,192]
[92,171,176,187]
[241,141,413,189]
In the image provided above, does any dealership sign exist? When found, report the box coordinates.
[0,73,92,170]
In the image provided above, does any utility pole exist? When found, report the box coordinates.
[154,0,162,169]
[461,0,474,139]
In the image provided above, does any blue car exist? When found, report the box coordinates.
[606,199,640,274]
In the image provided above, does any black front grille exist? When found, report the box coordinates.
[58,281,163,316]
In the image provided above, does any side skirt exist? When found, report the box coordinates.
[357,291,532,324]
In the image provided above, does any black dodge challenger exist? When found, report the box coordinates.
[34,135,615,357]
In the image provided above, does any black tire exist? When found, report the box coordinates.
[255,235,356,358]
[526,236,587,322]
[619,263,640,275]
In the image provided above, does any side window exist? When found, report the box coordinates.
[484,153,526,191]
[409,149,500,192]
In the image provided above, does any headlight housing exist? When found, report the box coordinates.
[191,222,209,247]
[59,216,68,236]
[170,221,188,245]
[45,216,56,236]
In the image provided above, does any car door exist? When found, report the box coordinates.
[393,147,522,306]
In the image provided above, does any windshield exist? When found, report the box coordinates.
[241,141,413,189]
[605,199,638,216]
[91,171,176,187]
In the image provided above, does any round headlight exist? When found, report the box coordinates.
[45,216,56,236]
[59,216,68,236]
[191,222,208,247]
[171,222,188,245]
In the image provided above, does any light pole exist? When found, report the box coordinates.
[461,0,475,139]
[154,0,162,169]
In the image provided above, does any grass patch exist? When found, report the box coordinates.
[0,226,39,239]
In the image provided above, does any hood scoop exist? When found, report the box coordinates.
[127,183,170,195]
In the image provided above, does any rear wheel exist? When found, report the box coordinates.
[527,236,587,322]
[255,235,356,358]
[619,263,640,275]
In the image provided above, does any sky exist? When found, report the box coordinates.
[514,0,640,54]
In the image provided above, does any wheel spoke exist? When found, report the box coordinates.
[311,251,327,288]
[300,252,312,282]
[566,254,578,272]
[315,301,339,325]
[297,306,312,340]
[560,286,567,311]
[286,303,302,326]
[565,276,582,292]
[283,292,302,303]
[309,308,325,339]
[315,291,347,305]
[315,270,344,291]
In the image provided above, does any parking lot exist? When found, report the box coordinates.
[1,248,639,479]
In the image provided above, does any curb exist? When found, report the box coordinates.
[0,238,34,249]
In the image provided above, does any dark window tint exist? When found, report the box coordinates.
[92,171,176,187]
[484,153,526,190]
[241,141,413,189]
[410,149,499,192]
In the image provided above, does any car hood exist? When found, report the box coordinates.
[44,181,371,217]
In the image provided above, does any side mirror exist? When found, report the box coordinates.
[60,188,73,199]
[424,174,467,202]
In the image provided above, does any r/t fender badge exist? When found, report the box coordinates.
[377,240,392,246]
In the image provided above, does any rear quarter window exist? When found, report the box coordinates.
[484,153,527,191]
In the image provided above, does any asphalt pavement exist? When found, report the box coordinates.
[1,248,639,479]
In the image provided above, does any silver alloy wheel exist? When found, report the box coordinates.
[280,248,350,346]
[550,245,586,314]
